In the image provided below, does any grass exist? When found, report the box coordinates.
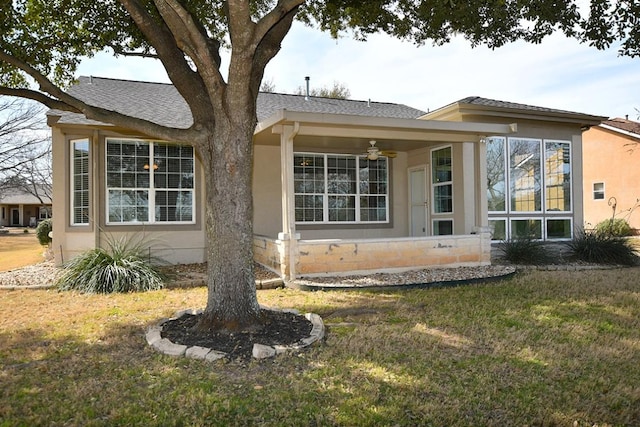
[0,230,46,272]
[1,268,639,426]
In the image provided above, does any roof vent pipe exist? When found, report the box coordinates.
[305,76,310,101]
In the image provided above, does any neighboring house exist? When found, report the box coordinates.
[582,117,640,231]
[0,187,52,227]
[47,77,604,279]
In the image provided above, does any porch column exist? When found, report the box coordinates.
[279,123,299,280]
[475,138,489,228]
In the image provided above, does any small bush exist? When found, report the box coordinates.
[498,236,552,265]
[35,219,53,246]
[594,218,633,237]
[56,234,165,293]
[567,228,638,266]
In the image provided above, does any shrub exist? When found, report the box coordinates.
[498,236,552,265]
[56,234,166,293]
[594,218,633,237]
[35,219,53,246]
[567,228,639,266]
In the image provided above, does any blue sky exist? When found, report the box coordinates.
[77,21,639,120]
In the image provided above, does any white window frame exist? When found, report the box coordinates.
[70,138,90,226]
[105,138,195,225]
[593,182,605,200]
[487,137,508,214]
[293,152,389,224]
[510,217,544,240]
[543,140,573,214]
[432,219,454,236]
[488,217,508,241]
[430,145,454,216]
[508,137,543,214]
[545,217,573,240]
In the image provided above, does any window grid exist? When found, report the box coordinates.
[432,146,453,214]
[106,139,194,224]
[294,153,388,223]
[489,138,573,240]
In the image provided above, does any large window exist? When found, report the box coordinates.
[106,139,194,224]
[545,141,571,211]
[487,137,573,240]
[487,137,506,212]
[510,138,542,212]
[294,153,388,223]
[431,146,453,214]
[71,139,90,225]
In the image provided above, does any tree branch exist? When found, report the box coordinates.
[118,0,213,125]
[151,0,226,109]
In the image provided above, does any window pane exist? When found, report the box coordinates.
[433,220,453,236]
[294,195,323,222]
[155,190,193,222]
[511,219,542,239]
[489,219,506,240]
[432,147,452,184]
[327,156,356,194]
[545,142,571,211]
[510,138,542,212]
[328,195,355,221]
[547,219,572,239]
[360,195,387,221]
[487,137,506,212]
[434,184,453,213]
[71,139,90,225]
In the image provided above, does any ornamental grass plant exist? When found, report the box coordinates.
[497,235,553,265]
[56,234,166,293]
[567,227,639,266]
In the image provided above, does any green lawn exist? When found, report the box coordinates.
[1,267,639,426]
[0,230,45,272]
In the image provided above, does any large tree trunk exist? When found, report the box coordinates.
[195,104,262,332]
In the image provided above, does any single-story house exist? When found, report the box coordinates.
[47,77,605,280]
[582,117,640,231]
[0,187,52,228]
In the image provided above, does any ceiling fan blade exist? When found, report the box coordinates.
[381,150,397,158]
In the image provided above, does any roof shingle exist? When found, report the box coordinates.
[49,76,426,127]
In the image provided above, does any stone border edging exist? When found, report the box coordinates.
[146,306,325,360]
[289,269,518,292]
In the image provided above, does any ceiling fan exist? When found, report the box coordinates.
[364,140,397,160]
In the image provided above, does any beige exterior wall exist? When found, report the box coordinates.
[582,126,640,230]
[51,126,207,265]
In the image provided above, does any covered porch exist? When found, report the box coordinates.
[251,110,515,281]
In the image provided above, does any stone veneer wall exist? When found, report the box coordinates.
[254,232,492,280]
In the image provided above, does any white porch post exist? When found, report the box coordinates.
[475,138,489,229]
[279,123,299,280]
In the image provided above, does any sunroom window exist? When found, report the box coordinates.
[106,139,194,224]
[294,153,388,223]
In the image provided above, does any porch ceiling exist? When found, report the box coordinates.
[254,110,516,151]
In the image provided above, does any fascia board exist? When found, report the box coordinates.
[257,109,515,140]
[599,123,640,140]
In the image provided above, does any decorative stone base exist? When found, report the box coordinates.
[146,307,325,360]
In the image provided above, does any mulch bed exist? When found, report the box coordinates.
[161,309,313,360]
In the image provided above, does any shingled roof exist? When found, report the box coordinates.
[49,76,426,128]
[601,117,640,137]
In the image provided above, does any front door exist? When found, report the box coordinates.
[409,167,428,236]
[10,208,19,226]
